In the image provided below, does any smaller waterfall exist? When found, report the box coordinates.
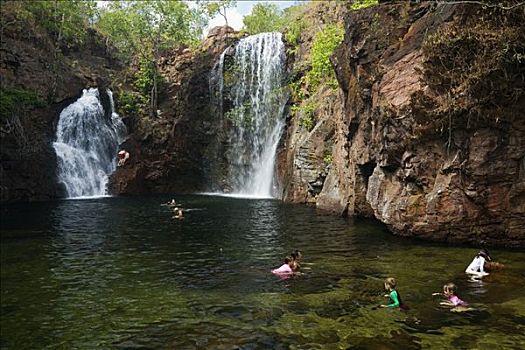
[53,88,127,198]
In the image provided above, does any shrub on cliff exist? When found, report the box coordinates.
[418,2,525,130]
[306,24,345,91]
[351,0,379,10]
[0,88,45,118]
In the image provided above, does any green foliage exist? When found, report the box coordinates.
[0,88,45,118]
[284,18,306,48]
[323,152,333,165]
[12,0,97,45]
[96,0,206,60]
[134,58,165,97]
[289,79,306,101]
[117,91,146,118]
[242,2,284,34]
[292,100,317,131]
[281,5,308,57]
[96,1,206,115]
[351,0,379,10]
[305,24,344,91]
[203,0,236,26]
[224,102,254,128]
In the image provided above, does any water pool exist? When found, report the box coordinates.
[1,195,524,349]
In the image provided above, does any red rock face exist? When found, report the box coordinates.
[108,26,241,196]
[280,3,525,247]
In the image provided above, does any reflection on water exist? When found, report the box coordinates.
[1,195,525,349]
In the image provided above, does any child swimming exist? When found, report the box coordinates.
[290,250,301,271]
[380,277,409,310]
[161,199,177,207]
[173,207,184,219]
[465,249,491,276]
[271,257,294,275]
[432,282,467,306]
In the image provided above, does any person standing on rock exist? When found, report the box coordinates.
[117,150,129,166]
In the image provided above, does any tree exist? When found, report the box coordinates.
[242,2,284,34]
[203,0,237,27]
[96,0,207,116]
[11,0,97,47]
[3,1,98,100]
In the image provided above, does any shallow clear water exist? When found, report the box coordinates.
[1,195,524,349]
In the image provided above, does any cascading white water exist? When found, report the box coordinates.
[53,88,127,198]
[210,50,227,118]
[212,32,287,198]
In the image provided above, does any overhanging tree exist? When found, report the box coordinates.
[202,0,237,27]
[242,2,284,35]
[97,0,206,117]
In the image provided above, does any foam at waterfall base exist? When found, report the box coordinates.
[63,195,113,200]
[197,192,276,200]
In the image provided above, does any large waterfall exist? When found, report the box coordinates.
[53,88,127,198]
[211,32,287,198]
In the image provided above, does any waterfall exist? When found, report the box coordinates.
[212,32,287,198]
[53,88,127,198]
[210,50,227,118]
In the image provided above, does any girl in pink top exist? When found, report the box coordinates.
[271,257,293,275]
[433,282,467,306]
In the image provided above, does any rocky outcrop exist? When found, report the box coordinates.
[281,2,525,247]
[0,7,121,202]
[108,26,241,195]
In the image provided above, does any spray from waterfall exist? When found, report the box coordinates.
[53,88,127,198]
[211,32,287,198]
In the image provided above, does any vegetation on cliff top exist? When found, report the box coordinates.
[277,1,346,131]
[1,1,97,48]
[1,0,213,120]
[416,1,525,137]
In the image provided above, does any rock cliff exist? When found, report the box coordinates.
[108,26,240,195]
[281,2,525,247]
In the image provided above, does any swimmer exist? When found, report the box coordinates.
[173,207,184,219]
[290,250,301,271]
[271,257,293,275]
[465,249,491,277]
[380,277,409,310]
[432,282,467,307]
[161,198,177,206]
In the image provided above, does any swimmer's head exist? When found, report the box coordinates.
[293,249,302,259]
[443,282,457,296]
[384,277,396,290]
[479,249,491,261]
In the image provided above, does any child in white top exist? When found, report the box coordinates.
[465,249,491,276]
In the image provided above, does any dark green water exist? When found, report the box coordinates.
[1,195,524,349]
